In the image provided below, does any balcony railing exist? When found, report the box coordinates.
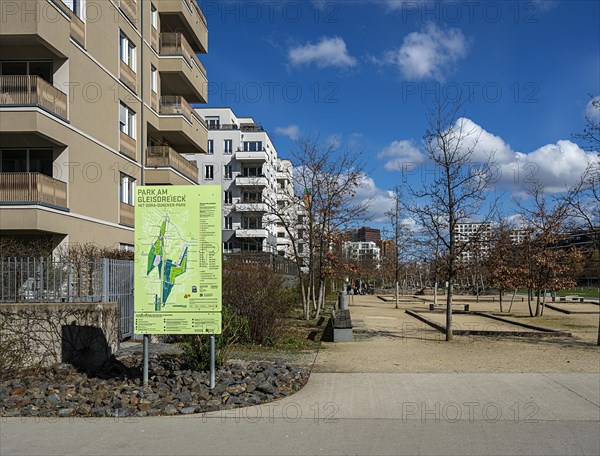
[159,95,193,121]
[147,145,198,182]
[0,75,68,119]
[119,202,134,227]
[151,26,159,51]
[159,32,206,76]
[207,123,238,130]
[0,173,67,209]
[119,60,137,92]
[119,131,137,160]
[119,0,137,23]
[69,11,85,46]
[188,0,208,29]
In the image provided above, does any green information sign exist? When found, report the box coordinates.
[134,185,222,334]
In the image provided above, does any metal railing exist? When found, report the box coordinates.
[0,257,135,338]
[224,252,298,277]
[207,123,238,130]
[0,75,68,119]
[147,145,199,182]
[0,173,67,208]
[159,32,207,76]
[159,95,193,121]
[119,0,137,22]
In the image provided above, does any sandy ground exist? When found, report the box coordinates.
[313,295,600,374]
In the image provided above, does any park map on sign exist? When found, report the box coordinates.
[134,186,222,334]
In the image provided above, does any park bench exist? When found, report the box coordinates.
[429,303,470,311]
[332,309,353,342]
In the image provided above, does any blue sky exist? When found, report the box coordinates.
[199,0,600,226]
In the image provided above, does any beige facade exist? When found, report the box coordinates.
[0,0,208,252]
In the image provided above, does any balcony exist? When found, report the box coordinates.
[156,0,208,54]
[235,202,268,213]
[159,32,207,103]
[158,96,208,153]
[236,150,268,163]
[0,75,68,120]
[207,123,238,130]
[236,229,268,239]
[119,131,137,160]
[119,60,137,92]
[146,145,198,183]
[119,202,134,227]
[119,0,137,23]
[0,173,67,209]
[236,176,268,187]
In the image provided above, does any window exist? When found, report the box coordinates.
[0,149,53,176]
[242,166,263,177]
[298,229,304,240]
[224,165,232,179]
[298,244,304,254]
[207,140,214,154]
[242,191,261,203]
[150,65,157,93]
[224,139,233,154]
[206,117,220,129]
[119,103,136,138]
[243,141,262,152]
[120,173,136,205]
[277,232,286,238]
[150,4,158,28]
[64,0,85,19]
[204,165,214,180]
[120,32,136,71]
[224,216,233,230]
[242,217,261,229]
[298,215,304,224]
[224,191,232,205]
[223,242,234,253]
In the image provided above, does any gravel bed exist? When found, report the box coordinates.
[0,354,310,417]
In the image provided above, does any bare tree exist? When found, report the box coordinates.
[403,100,499,341]
[563,161,600,345]
[573,95,600,153]
[266,135,368,320]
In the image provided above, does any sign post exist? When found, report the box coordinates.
[134,185,222,384]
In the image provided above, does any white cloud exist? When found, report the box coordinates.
[584,96,600,124]
[354,175,395,223]
[384,23,468,82]
[531,0,559,12]
[275,125,300,141]
[377,140,425,171]
[288,36,357,69]
[429,118,598,194]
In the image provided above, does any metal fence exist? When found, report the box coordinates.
[224,252,299,277]
[0,257,134,339]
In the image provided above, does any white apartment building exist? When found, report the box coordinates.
[185,107,281,253]
[343,241,381,263]
[454,222,493,262]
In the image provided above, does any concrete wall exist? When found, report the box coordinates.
[0,301,119,371]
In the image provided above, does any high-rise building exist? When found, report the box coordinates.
[0,0,209,253]
[187,107,283,254]
[353,226,381,245]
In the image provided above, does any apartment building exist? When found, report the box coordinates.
[343,241,381,263]
[186,107,280,254]
[454,222,492,262]
[0,0,208,252]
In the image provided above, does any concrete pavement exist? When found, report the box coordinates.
[2,295,599,455]
[1,372,599,455]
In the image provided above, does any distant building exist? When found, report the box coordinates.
[343,241,381,263]
[381,239,396,258]
[350,226,381,245]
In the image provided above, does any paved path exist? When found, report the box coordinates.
[2,295,599,455]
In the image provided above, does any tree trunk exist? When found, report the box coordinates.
[395,280,399,309]
[433,280,438,305]
[535,289,541,317]
[446,279,453,341]
[508,289,517,313]
[499,290,503,313]
[527,287,533,317]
